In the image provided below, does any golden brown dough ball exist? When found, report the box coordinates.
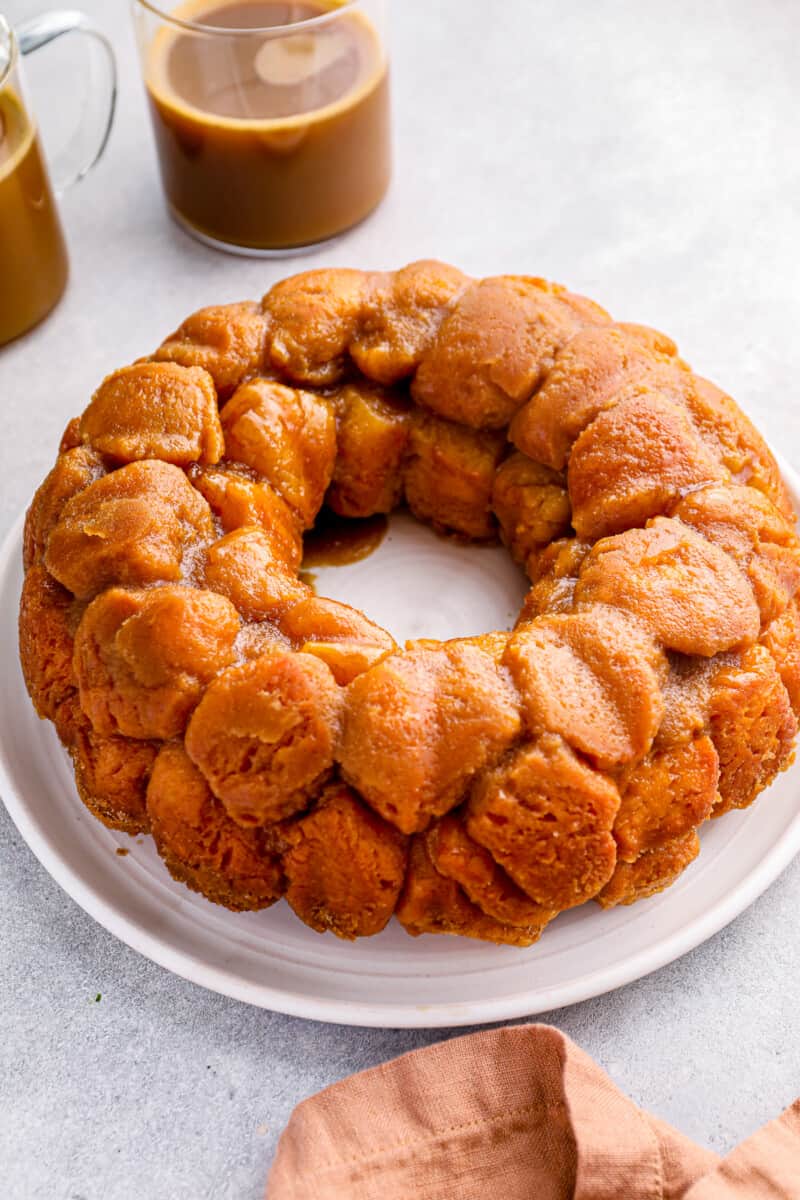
[79,362,223,467]
[350,260,469,384]
[70,712,157,835]
[190,463,303,570]
[574,517,761,657]
[411,631,512,663]
[461,631,511,660]
[395,837,544,945]
[153,301,268,399]
[147,743,284,911]
[221,378,336,527]
[23,446,105,570]
[235,622,292,662]
[520,538,592,616]
[73,586,240,740]
[185,649,342,828]
[19,566,80,723]
[338,643,521,834]
[681,376,794,520]
[59,416,82,452]
[708,644,797,814]
[509,324,681,470]
[44,460,216,600]
[425,814,554,931]
[280,781,407,939]
[51,694,85,748]
[491,452,571,563]
[403,411,505,539]
[278,594,396,684]
[202,527,309,621]
[327,382,412,517]
[654,654,728,749]
[263,268,373,384]
[613,736,718,862]
[466,733,620,910]
[412,276,606,430]
[596,830,700,908]
[760,600,800,715]
[568,389,725,540]
[504,608,666,770]
[672,484,800,628]
[616,322,681,357]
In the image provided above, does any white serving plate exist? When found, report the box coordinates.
[2,465,800,1029]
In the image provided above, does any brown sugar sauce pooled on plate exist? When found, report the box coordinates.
[302,508,387,568]
[141,0,391,250]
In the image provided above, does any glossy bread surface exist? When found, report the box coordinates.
[19,261,800,944]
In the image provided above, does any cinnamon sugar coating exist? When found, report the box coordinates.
[396,837,546,946]
[338,643,521,835]
[19,261,799,944]
[202,526,308,620]
[44,460,215,599]
[185,649,341,828]
[504,607,666,770]
[596,831,701,908]
[147,743,285,910]
[19,566,80,724]
[492,452,571,563]
[73,586,240,739]
[67,699,157,835]
[350,260,469,384]
[672,484,800,628]
[327,381,411,517]
[23,446,105,570]
[761,600,800,714]
[190,463,303,570]
[404,412,505,539]
[574,518,761,657]
[280,781,407,939]
[412,276,609,430]
[263,268,372,385]
[426,814,554,932]
[221,378,336,527]
[613,737,719,862]
[80,362,223,467]
[568,389,726,540]
[466,734,621,911]
[278,594,396,685]
[509,323,683,470]
[153,300,268,400]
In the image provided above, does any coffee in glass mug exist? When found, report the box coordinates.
[0,75,67,345]
[133,0,391,254]
[0,12,115,346]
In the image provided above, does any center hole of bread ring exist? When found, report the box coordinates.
[303,509,529,645]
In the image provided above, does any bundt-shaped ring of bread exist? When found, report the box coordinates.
[19,261,800,946]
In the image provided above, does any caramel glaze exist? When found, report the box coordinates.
[302,508,388,569]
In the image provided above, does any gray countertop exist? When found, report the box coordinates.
[2,1,800,1196]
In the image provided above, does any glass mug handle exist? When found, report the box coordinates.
[17,9,117,193]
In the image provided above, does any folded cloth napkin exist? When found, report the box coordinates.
[265,1024,800,1199]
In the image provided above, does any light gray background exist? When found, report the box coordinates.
[2,1,800,1197]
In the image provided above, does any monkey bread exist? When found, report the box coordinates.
[19,261,799,945]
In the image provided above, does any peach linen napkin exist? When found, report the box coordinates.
[266,1025,800,1199]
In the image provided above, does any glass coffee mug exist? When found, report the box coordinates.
[132,0,391,255]
[0,11,116,346]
